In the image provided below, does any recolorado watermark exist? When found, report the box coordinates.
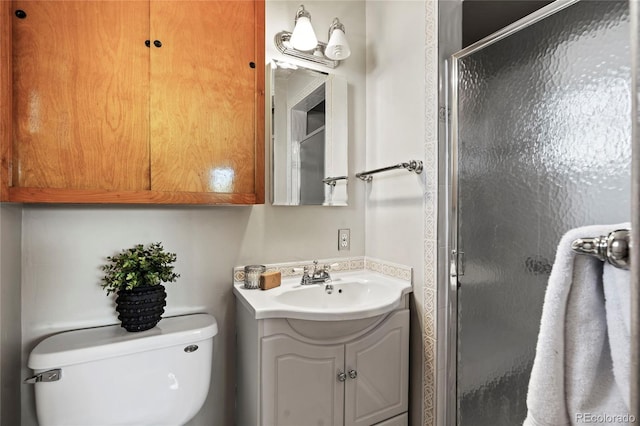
[576,413,636,423]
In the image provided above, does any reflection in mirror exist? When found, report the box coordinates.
[269,60,348,206]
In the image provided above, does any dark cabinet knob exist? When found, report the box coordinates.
[153,40,162,48]
[145,40,150,48]
[15,10,27,19]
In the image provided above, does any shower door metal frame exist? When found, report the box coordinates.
[630,0,639,418]
[441,0,639,423]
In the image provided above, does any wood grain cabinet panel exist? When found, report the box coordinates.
[12,1,150,191]
[150,1,258,195]
[2,0,265,204]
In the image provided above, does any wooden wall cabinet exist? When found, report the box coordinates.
[0,0,265,204]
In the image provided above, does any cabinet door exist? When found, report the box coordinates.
[344,310,409,426]
[262,335,345,426]
[150,0,261,196]
[12,1,150,191]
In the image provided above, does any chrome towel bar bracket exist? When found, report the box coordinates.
[356,160,423,182]
[571,228,630,270]
[323,176,348,187]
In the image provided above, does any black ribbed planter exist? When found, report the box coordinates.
[115,284,167,332]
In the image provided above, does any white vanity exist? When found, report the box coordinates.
[234,269,412,426]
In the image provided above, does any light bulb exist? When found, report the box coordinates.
[325,20,351,60]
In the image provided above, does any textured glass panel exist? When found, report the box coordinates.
[456,2,631,425]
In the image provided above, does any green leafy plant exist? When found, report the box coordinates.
[101,242,180,295]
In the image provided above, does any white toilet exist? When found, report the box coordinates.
[26,313,218,426]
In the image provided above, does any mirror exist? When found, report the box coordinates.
[268,60,348,206]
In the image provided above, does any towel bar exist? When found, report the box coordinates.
[356,160,423,182]
[571,229,630,270]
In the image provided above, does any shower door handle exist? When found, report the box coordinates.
[451,250,465,277]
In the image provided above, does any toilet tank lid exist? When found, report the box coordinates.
[28,314,218,370]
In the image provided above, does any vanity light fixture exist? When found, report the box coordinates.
[274,5,351,69]
[325,18,351,60]
[289,5,318,51]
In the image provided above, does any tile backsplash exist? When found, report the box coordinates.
[233,256,412,284]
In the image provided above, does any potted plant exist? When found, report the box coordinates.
[101,242,180,332]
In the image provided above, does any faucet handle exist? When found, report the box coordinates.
[292,266,311,282]
[295,266,312,285]
[324,262,339,271]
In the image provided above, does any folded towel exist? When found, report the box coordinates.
[524,224,630,426]
[603,262,631,410]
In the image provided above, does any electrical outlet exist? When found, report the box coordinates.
[338,229,350,251]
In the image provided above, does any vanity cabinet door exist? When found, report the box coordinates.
[262,335,345,426]
[344,310,409,426]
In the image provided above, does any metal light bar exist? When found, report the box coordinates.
[274,31,339,69]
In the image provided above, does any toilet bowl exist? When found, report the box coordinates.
[26,313,218,426]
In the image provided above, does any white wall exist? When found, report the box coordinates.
[0,204,22,426]
[17,1,367,425]
[365,1,430,425]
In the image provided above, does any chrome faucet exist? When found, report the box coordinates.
[300,260,332,286]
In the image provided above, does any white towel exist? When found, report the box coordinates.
[524,224,631,426]
[603,262,631,410]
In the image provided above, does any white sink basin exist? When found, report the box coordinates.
[233,270,412,321]
[276,281,384,309]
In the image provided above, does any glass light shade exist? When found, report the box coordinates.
[325,27,351,60]
[290,16,318,51]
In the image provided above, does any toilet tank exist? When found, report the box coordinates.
[28,313,218,426]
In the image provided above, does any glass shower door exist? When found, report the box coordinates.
[452,1,631,424]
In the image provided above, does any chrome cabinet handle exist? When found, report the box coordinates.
[348,370,357,379]
[337,372,347,382]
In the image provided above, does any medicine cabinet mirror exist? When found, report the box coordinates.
[268,60,348,206]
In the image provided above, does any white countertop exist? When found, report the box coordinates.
[233,270,413,321]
